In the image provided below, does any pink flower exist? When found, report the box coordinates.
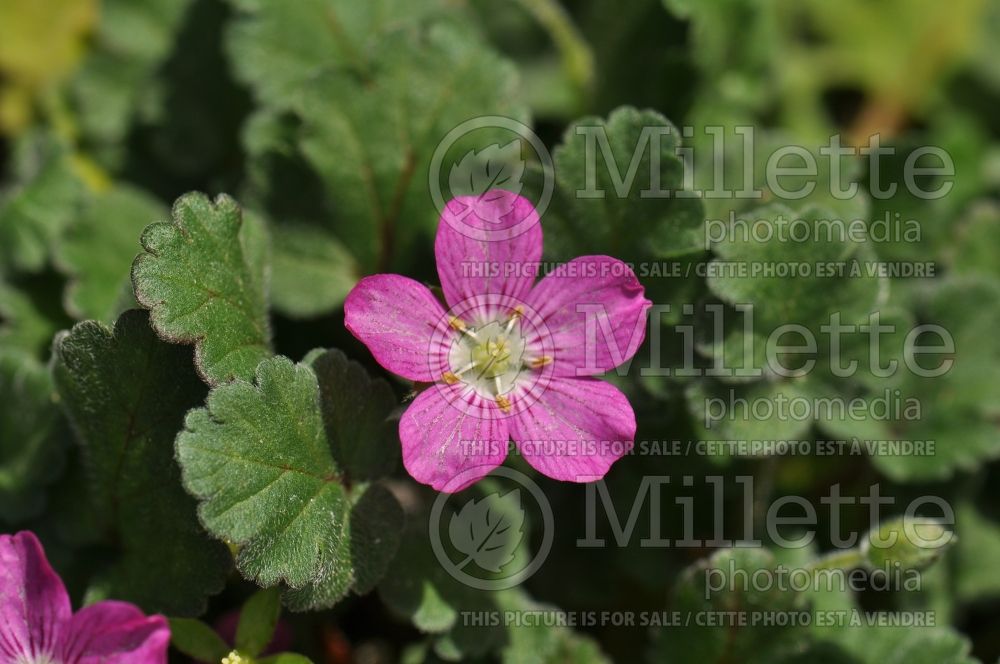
[0,531,169,664]
[345,192,651,492]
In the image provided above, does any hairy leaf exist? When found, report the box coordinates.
[0,144,83,274]
[0,350,66,523]
[51,309,230,615]
[177,355,403,609]
[270,225,357,319]
[132,192,271,385]
[56,185,167,321]
[294,23,528,271]
[305,348,399,481]
[539,106,706,262]
[225,0,449,108]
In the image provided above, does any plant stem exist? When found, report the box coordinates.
[515,0,595,106]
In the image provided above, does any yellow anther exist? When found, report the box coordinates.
[442,371,460,385]
[529,356,553,369]
[495,395,512,413]
[221,651,247,664]
[504,306,524,334]
[449,317,468,332]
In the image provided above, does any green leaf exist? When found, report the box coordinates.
[0,141,83,274]
[867,277,1000,481]
[51,309,231,615]
[706,203,885,333]
[0,350,66,524]
[955,504,1000,603]
[345,483,406,596]
[685,379,814,456]
[379,510,490,635]
[292,22,529,271]
[132,192,272,386]
[832,626,977,664]
[283,482,403,609]
[494,589,610,664]
[378,486,533,655]
[236,587,282,657]
[168,618,231,663]
[70,0,195,159]
[651,547,800,664]
[538,106,705,262]
[55,185,167,321]
[305,348,399,481]
[225,0,449,108]
[949,201,1000,280]
[176,356,346,588]
[270,225,358,318]
[0,272,74,359]
[258,655,315,664]
[176,355,404,609]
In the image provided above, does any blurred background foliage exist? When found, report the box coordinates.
[2,0,1000,662]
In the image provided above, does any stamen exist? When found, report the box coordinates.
[442,371,460,385]
[495,395,512,413]
[494,376,503,395]
[450,316,480,340]
[453,361,477,376]
[528,356,553,369]
[504,306,524,335]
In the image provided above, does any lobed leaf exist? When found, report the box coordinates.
[51,309,231,615]
[132,192,272,386]
[538,106,706,262]
[177,354,403,609]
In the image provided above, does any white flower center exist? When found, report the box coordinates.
[444,309,551,412]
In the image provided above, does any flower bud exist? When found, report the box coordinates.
[863,516,954,571]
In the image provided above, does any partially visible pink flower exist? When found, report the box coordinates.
[0,531,169,664]
[345,191,651,492]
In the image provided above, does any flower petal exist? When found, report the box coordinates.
[0,531,71,662]
[400,384,510,492]
[435,193,542,318]
[61,601,169,664]
[525,256,650,377]
[344,274,450,382]
[509,378,635,482]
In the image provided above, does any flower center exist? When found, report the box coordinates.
[221,651,250,664]
[446,316,526,400]
[443,306,554,413]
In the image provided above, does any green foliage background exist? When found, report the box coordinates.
[1,0,999,662]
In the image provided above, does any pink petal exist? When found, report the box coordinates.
[509,378,635,482]
[399,384,510,492]
[525,256,650,377]
[435,193,542,319]
[0,531,71,662]
[344,274,451,382]
[61,601,169,664]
